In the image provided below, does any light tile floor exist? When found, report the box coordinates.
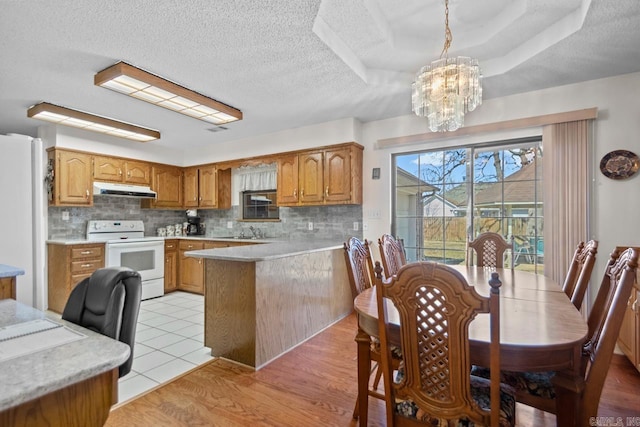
[117,291,213,403]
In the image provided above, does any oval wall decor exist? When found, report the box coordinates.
[599,150,640,180]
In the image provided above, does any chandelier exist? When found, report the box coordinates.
[411,0,482,132]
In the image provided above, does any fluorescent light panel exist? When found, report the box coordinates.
[95,62,242,125]
[27,102,160,142]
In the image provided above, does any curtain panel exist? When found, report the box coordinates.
[232,163,277,192]
[542,120,592,290]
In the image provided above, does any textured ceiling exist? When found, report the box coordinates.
[1,0,639,151]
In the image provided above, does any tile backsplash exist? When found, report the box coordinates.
[48,197,363,241]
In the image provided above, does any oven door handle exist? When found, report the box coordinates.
[107,241,164,250]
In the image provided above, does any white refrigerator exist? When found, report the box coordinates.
[0,134,46,308]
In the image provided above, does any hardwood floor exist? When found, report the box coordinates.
[106,313,640,427]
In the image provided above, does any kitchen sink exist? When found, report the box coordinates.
[211,235,264,240]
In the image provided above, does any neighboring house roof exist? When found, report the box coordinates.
[396,167,438,195]
[473,161,543,207]
[424,194,457,208]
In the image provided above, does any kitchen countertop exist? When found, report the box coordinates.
[46,235,273,245]
[185,239,343,262]
[0,299,129,411]
[0,265,25,278]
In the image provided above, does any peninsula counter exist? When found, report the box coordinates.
[0,299,129,426]
[186,240,352,369]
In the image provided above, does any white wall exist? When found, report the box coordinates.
[359,71,640,306]
[41,125,185,165]
[182,117,362,165]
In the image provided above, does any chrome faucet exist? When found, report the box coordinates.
[249,226,261,239]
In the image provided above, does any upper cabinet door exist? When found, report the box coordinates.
[299,152,323,204]
[323,147,351,203]
[93,156,123,182]
[277,155,299,206]
[53,150,93,206]
[123,160,151,185]
[183,167,199,208]
[198,165,218,208]
[152,165,183,208]
[93,156,150,185]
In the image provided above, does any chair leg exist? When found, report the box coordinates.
[354,328,371,425]
[372,363,382,390]
[352,397,359,419]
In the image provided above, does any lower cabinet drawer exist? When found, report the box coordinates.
[179,241,205,251]
[71,246,104,259]
[71,259,102,274]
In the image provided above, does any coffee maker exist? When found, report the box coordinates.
[186,210,205,235]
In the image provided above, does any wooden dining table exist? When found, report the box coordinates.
[353,265,589,427]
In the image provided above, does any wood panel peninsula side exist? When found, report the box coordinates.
[186,240,352,369]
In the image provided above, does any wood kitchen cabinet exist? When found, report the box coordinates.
[47,148,93,206]
[184,165,231,209]
[93,155,151,185]
[164,239,178,293]
[178,240,255,295]
[47,242,104,313]
[0,277,16,300]
[276,142,363,206]
[142,164,183,209]
[179,241,205,294]
[617,245,640,372]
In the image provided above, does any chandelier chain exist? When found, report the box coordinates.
[440,0,452,59]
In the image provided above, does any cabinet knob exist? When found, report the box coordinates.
[81,263,92,268]
[300,189,304,198]
[85,189,89,199]
[325,186,329,197]
[119,169,123,176]
[293,189,297,199]
[80,251,91,255]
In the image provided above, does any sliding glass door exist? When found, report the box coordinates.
[393,138,543,272]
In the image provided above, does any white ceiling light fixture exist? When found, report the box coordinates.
[27,102,160,142]
[412,0,482,132]
[95,62,243,125]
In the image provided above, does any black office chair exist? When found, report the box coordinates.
[62,266,142,377]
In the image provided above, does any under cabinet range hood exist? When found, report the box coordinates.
[93,181,157,199]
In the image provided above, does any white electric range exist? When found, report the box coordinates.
[86,220,164,300]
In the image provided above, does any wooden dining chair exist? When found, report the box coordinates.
[378,234,407,277]
[344,237,375,299]
[343,237,401,422]
[562,240,598,310]
[473,247,638,424]
[374,261,516,427]
[467,232,514,269]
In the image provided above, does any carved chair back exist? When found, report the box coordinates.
[467,232,513,269]
[375,261,503,426]
[378,234,407,277]
[579,247,638,423]
[343,237,375,298]
[562,240,598,309]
